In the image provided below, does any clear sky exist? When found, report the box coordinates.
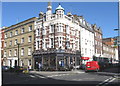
[1,2,118,38]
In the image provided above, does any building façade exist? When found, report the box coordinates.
[3,17,37,69]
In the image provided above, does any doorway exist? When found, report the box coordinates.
[15,60,17,67]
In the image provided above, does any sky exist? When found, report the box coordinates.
[1,2,118,38]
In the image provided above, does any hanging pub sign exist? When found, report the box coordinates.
[81,57,90,60]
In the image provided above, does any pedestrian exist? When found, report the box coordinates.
[27,66,29,72]
[29,65,32,71]
[38,62,42,71]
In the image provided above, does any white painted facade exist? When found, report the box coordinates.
[80,27,95,59]
[34,3,96,67]
[35,4,81,52]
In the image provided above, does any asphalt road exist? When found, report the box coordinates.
[2,69,120,86]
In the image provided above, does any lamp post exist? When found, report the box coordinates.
[114,29,120,63]
[114,2,120,63]
[17,43,20,67]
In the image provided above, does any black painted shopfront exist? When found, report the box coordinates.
[33,49,81,71]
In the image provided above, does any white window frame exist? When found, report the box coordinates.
[15,30,18,35]
[14,49,17,56]
[9,50,12,56]
[21,28,25,33]
[15,39,18,45]
[59,24,63,32]
[42,28,46,35]
[28,47,32,56]
[4,42,7,47]
[29,25,32,31]
[28,36,32,42]
[66,25,70,34]
[4,51,7,57]
[10,32,12,37]
[21,60,23,66]
[10,40,12,46]
[5,33,7,38]
[37,28,40,36]
[50,25,54,33]
[21,48,24,56]
[21,37,24,43]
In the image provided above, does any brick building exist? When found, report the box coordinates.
[3,17,36,68]
[33,3,96,70]
[92,24,103,57]
[0,27,5,66]
[33,3,81,70]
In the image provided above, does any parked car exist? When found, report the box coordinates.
[85,61,100,72]
[2,66,10,72]
[80,64,86,70]
[9,66,24,72]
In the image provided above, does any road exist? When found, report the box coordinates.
[2,68,120,86]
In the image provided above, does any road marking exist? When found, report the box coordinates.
[35,75,46,78]
[96,77,116,86]
[104,77,113,82]
[102,77,116,86]
[29,75,36,78]
[47,74,70,78]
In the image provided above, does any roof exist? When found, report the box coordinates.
[5,17,36,30]
[4,17,37,32]
[56,4,64,11]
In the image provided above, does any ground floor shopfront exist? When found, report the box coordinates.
[33,49,81,71]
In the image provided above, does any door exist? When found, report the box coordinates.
[15,60,17,67]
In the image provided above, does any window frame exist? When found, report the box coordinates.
[21,48,24,56]
[29,25,32,31]
[28,36,32,43]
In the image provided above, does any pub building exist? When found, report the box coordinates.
[33,3,81,70]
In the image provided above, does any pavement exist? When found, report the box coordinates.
[29,69,85,74]
[29,67,120,76]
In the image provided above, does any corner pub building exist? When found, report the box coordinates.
[33,3,81,70]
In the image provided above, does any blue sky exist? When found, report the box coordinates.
[1,2,118,38]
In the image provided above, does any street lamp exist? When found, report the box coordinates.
[17,43,20,67]
[114,28,120,63]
